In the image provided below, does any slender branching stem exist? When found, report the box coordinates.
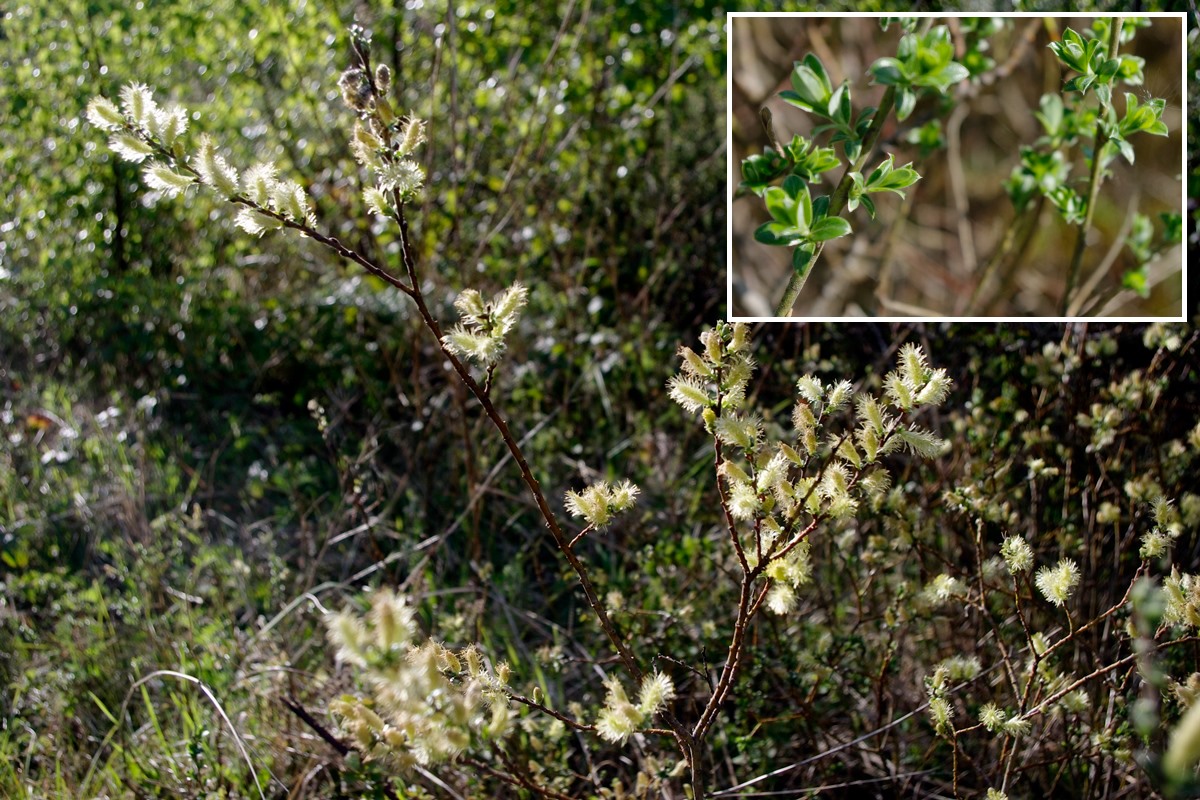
[774,85,897,317]
[1060,17,1122,315]
[694,577,772,742]
[505,690,597,732]
[390,203,647,684]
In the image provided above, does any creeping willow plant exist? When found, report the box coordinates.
[741,18,1178,316]
[88,27,951,798]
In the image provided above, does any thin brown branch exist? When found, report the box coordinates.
[506,690,597,733]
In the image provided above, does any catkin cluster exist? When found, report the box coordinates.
[324,589,513,770]
[670,324,952,615]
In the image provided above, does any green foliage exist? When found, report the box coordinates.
[734,11,1185,316]
[743,25,959,311]
[870,24,970,119]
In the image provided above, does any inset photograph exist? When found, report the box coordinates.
[729,14,1185,318]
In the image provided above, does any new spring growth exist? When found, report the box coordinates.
[341,60,427,213]
[564,479,640,530]
[442,283,529,366]
[1035,558,1081,607]
[924,656,982,738]
[979,703,1032,738]
[670,326,948,616]
[667,321,754,417]
[323,589,514,770]
[1163,568,1200,630]
[595,672,675,744]
[1140,495,1183,559]
[87,82,321,237]
[1000,535,1034,574]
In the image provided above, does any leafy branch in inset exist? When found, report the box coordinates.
[740,20,955,316]
[738,17,1178,317]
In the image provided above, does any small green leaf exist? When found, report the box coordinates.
[866,155,893,187]
[1096,58,1120,81]
[787,54,833,116]
[843,137,862,162]
[739,150,788,193]
[1116,137,1135,165]
[895,88,917,122]
[1035,93,1065,138]
[869,58,906,86]
[1160,212,1183,243]
[860,195,877,219]
[811,194,830,220]
[754,221,805,247]
[779,90,817,114]
[796,180,813,229]
[1117,55,1145,83]
[793,244,815,277]
[872,166,920,194]
[1126,213,1153,262]
[782,174,805,199]
[764,185,798,227]
[808,216,852,242]
[830,82,852,128]
[922,62,970,91]
[1122,266,1149,297]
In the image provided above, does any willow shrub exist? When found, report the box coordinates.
[83,20,1200,800]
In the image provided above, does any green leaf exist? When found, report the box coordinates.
[1035,93,1064,138]
[895,88,916,122]
[904,119,944,156]
[811,194,830,221]
[921,62,970,92]
[830,82,853,128]
[754,221,805,247]
[1115,136,1135,165]
[779,90,818,114]
[843,137,862,162]
[860,195,877,219]
[866,154,893,188]
[1160,212,1183,243]
[1096,58,1120,81]
[1117,55,1145,83]
[786,136,841,183]
[796,179,813,229]
[864,156,920,196]
[764,185,798,227]
[793,244,815,277]
[1126,213,1153,262]
[869,58,906,86]
[808,216,852,242]
[873,165,921,193]
[1122,266,1149,297]
[739,150,788,193]
[787,54,833,116]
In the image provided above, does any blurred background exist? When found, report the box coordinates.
[731,15,1184,317]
